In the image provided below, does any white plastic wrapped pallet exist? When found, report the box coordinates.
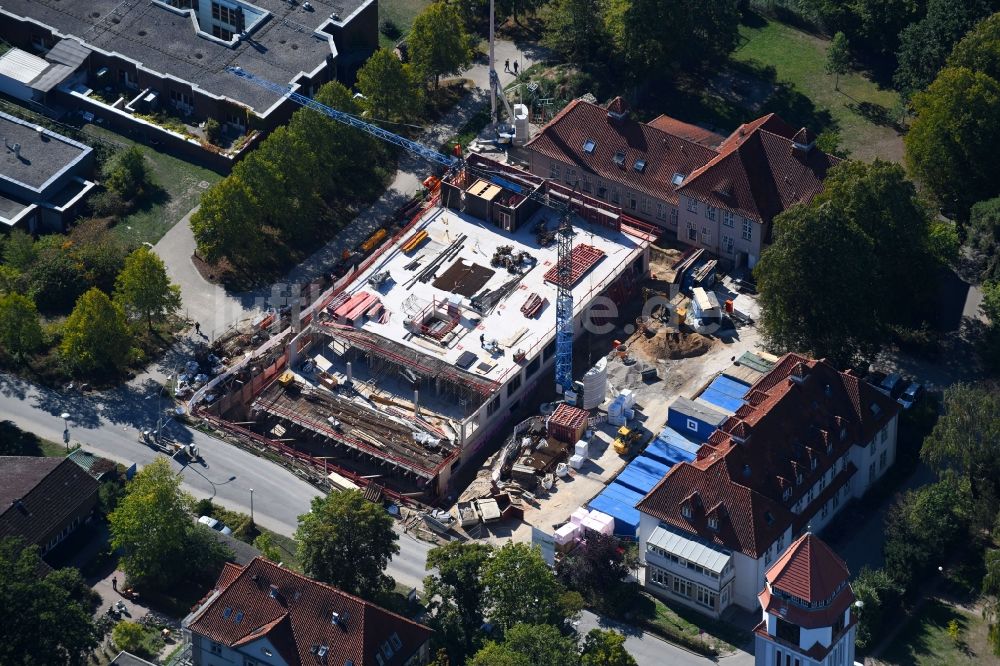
[569,454,586,469]
[575,440,589,458]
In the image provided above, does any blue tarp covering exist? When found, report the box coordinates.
[698,375,751,413]
[645,427,700,467]
[587,482,644,537]
[615,455,670,494]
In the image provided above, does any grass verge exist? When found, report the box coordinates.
[0,420,67,457]
[880,598,998,665]
[378,0,432,49]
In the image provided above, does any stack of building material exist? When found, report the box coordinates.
[574,439,589,458]
[580,510,615,536]
[555,522,580,547]
[569,454,585,470]
[569,507,590,526]
[548,404,589,443]
[520,292,544,318]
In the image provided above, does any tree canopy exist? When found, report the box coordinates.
[557,532,636,613]
[0,538,99,665]
[104,145,152,202]
[905,66,1000,220]
[59,287,133,374]
[114,247,181,330]
[826,31,851,90]
[357,49,425,122]
[0,292,42,362]
[969,196,1000,280]
[949,11,1000,81]
[296,489,399,599]
[581,629,637,666]
[423,541,493,664]
[469,623,579,666]
[409,3,474,88]
[482,542,566,630]
[541,0,609,65]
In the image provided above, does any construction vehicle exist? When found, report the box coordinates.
[613,426,645,456]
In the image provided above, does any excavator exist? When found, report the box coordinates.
[613,426,646,456]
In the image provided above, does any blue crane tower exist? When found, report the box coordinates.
[226,66,577,395]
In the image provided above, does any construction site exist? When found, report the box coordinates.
[193,156,656,504]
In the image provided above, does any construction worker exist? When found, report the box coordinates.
[480,333,485,347]
[504,59,510,73]
[513,61,519,75]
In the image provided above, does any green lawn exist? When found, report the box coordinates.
[732,15,904,162]
[83,124,221,246]
[378,0,432,49]
[881,599,1000,665]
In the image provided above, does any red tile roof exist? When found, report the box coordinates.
[0,456,99,547]
[525,98,718,206]
[187,558,431,666]
[636,355,898,559]
[677,119,841,224]
[766,533,851,604]
[550,403,589,429]
[647,115,725,149]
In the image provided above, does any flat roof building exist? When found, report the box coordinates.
[0,110,95,230]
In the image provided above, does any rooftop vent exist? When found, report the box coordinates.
[613,151,626,167]
[633,159,646,173]
[582,139,596,154]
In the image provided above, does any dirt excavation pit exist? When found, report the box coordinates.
[626,324,714,365]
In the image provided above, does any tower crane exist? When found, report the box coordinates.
[226,67,577,396]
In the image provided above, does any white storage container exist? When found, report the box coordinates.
[575,440,589,458]
[569,454,586,470]
[570,507,590,526]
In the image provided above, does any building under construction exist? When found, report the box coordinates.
[197,157,655,504]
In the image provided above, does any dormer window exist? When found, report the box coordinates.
[782,487,791,501]
[613,151,626,167]
[682,504,692,519]
[708,516,719,531]
[870,403,881,416]
[826,441,833,455]
[810,457,818,471]
[582,139,596,154]
[796,473,803,485]
[633,159,647,173]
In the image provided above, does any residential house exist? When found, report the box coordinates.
[524,98,840,269]
[184,557,432,666]
[636,353,899,618]
[0,455,100,555]
[755,533,857,666]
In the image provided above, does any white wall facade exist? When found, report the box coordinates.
[675,194,764,268]
[754,615,856,666]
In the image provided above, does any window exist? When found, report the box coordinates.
[764,550,772,565]
[682,505,692,518]
[656,203,667,221]
[507,374,522,397]
[640,197,650,214]
[628,196,637,211]
[782,487,791,501]
[777,533,784,551]
[487,396,500,416]
[210,642,223,656]
[687,227,697,241]
[526,356,540,378]
[672,172,685,186]
[696,586,716,608]
[613,151,626,167]
[610,186,620,204]
[701,228,711,245]
[581,176,591,193]
[880,450,888,470]
[723,210,734,227]
[211,1,242,26]
[881,427,888,444]
[565,168,577,183]
[212,24,234,40]
[669,208,678,227]
[687,198,698,213]
[821,501,829,519]
[796,473,803,485]
[868,462,875,484]
[543,339,556,361]
[705,205,717,221]
[549,162,560,179]
[582,139,596,153]
[634,159,647,173]
[722,235,734,254]
[649,565,669,587]
[708,516,718,530]
[597,184,607,199]
[742,218,753,241]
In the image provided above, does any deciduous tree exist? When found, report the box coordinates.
[59,288,132,374]
[482,542,565,630]
[470,624,578,666]
[409,3,474,88]
[191,174,266,264]
[983,547,1000,655]
[104,145,152,201]
[826,31,851,90]
[296,490,399,599]
[424,542,493,664]
[111,621,146,655]
[949,11,1000,81]
[580,629,637,666]
[541,0,609,65]
[970,196,1000,280]
[853,566,903,651]
[2,229,36,271]
[556,532,635,612]
[114,247,181,330]
[0,293,42,361]
[356,49,425,122]
[0,538,99,666]
[905,66,1000,220]
[27,237,87,314]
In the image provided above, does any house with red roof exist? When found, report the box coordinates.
[524,98,840,269]
[755,533,857,666]
[183,557,432,666]
[635,354,898,618]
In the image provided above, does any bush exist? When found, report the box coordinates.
[193,498,214,517]
[88,190,129,218]
[204,118,222,145]
[380,18,402,41]
[111,621,146,655]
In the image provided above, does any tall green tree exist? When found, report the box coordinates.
[424,542,494,664]
[853,566,904,651]
[296,490,399,599]
[482,542,565,630]
[469,624,579,666]
[114,247,181,330]
[104,145,151,201]
[754,202,881,366]
[921,382,1000,514]
[984,547,1000,655]
[983,280,1000,323]
[27,237,87,314]
[0,539,99,666]
[109,458,194,588]
[826,31,852,90]
[191,174,266,264]
[581,629,637,666]
[949,11,1000,81]
[0,293,42,362]
[894,0,996,95]
[906,66,1000,220]
[60,288,132,374]
[357,49,425,122]
[409,3,474,88]
[2,229,36,271]
[969,196,1000,280]
[541,0,609,65]
[557,533,636,613]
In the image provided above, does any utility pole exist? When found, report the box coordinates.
[250,488,255,524]
[60,412,71,451]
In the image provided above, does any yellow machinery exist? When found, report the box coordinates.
[613,426,643,455]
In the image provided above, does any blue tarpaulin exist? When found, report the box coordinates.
[587,482,644,538]
[645,427,700,467]
[615,455,670,494]
[698,375,751,413]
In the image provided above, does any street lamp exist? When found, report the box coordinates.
[60,412,71,450]
[250,488,255,525]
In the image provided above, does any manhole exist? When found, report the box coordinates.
[111,17,120,23]
[195,53,203,59]
[291,44,298,50]
[198,180,210,189]
[91,11,100,17]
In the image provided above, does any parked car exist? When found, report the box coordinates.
[879,373,905,399]
[897,382,925,409]
[198,515,233,535]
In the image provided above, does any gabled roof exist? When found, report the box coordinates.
[525,97,718,206]
[186,558,431,666]
[0,456,99,547]
[677,117,841,224]
[766,533,850,603]
[636,355,898,559]
[647,115,725,149]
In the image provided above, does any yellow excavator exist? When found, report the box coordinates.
[613,426,645,456]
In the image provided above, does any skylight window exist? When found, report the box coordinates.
[672,172,685,185]
[223,607,232,618]
[870,403,881,416]
[582,139,596,153]
[613,151,626,167]
[633,159,647,173]
[234,611,244,624]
